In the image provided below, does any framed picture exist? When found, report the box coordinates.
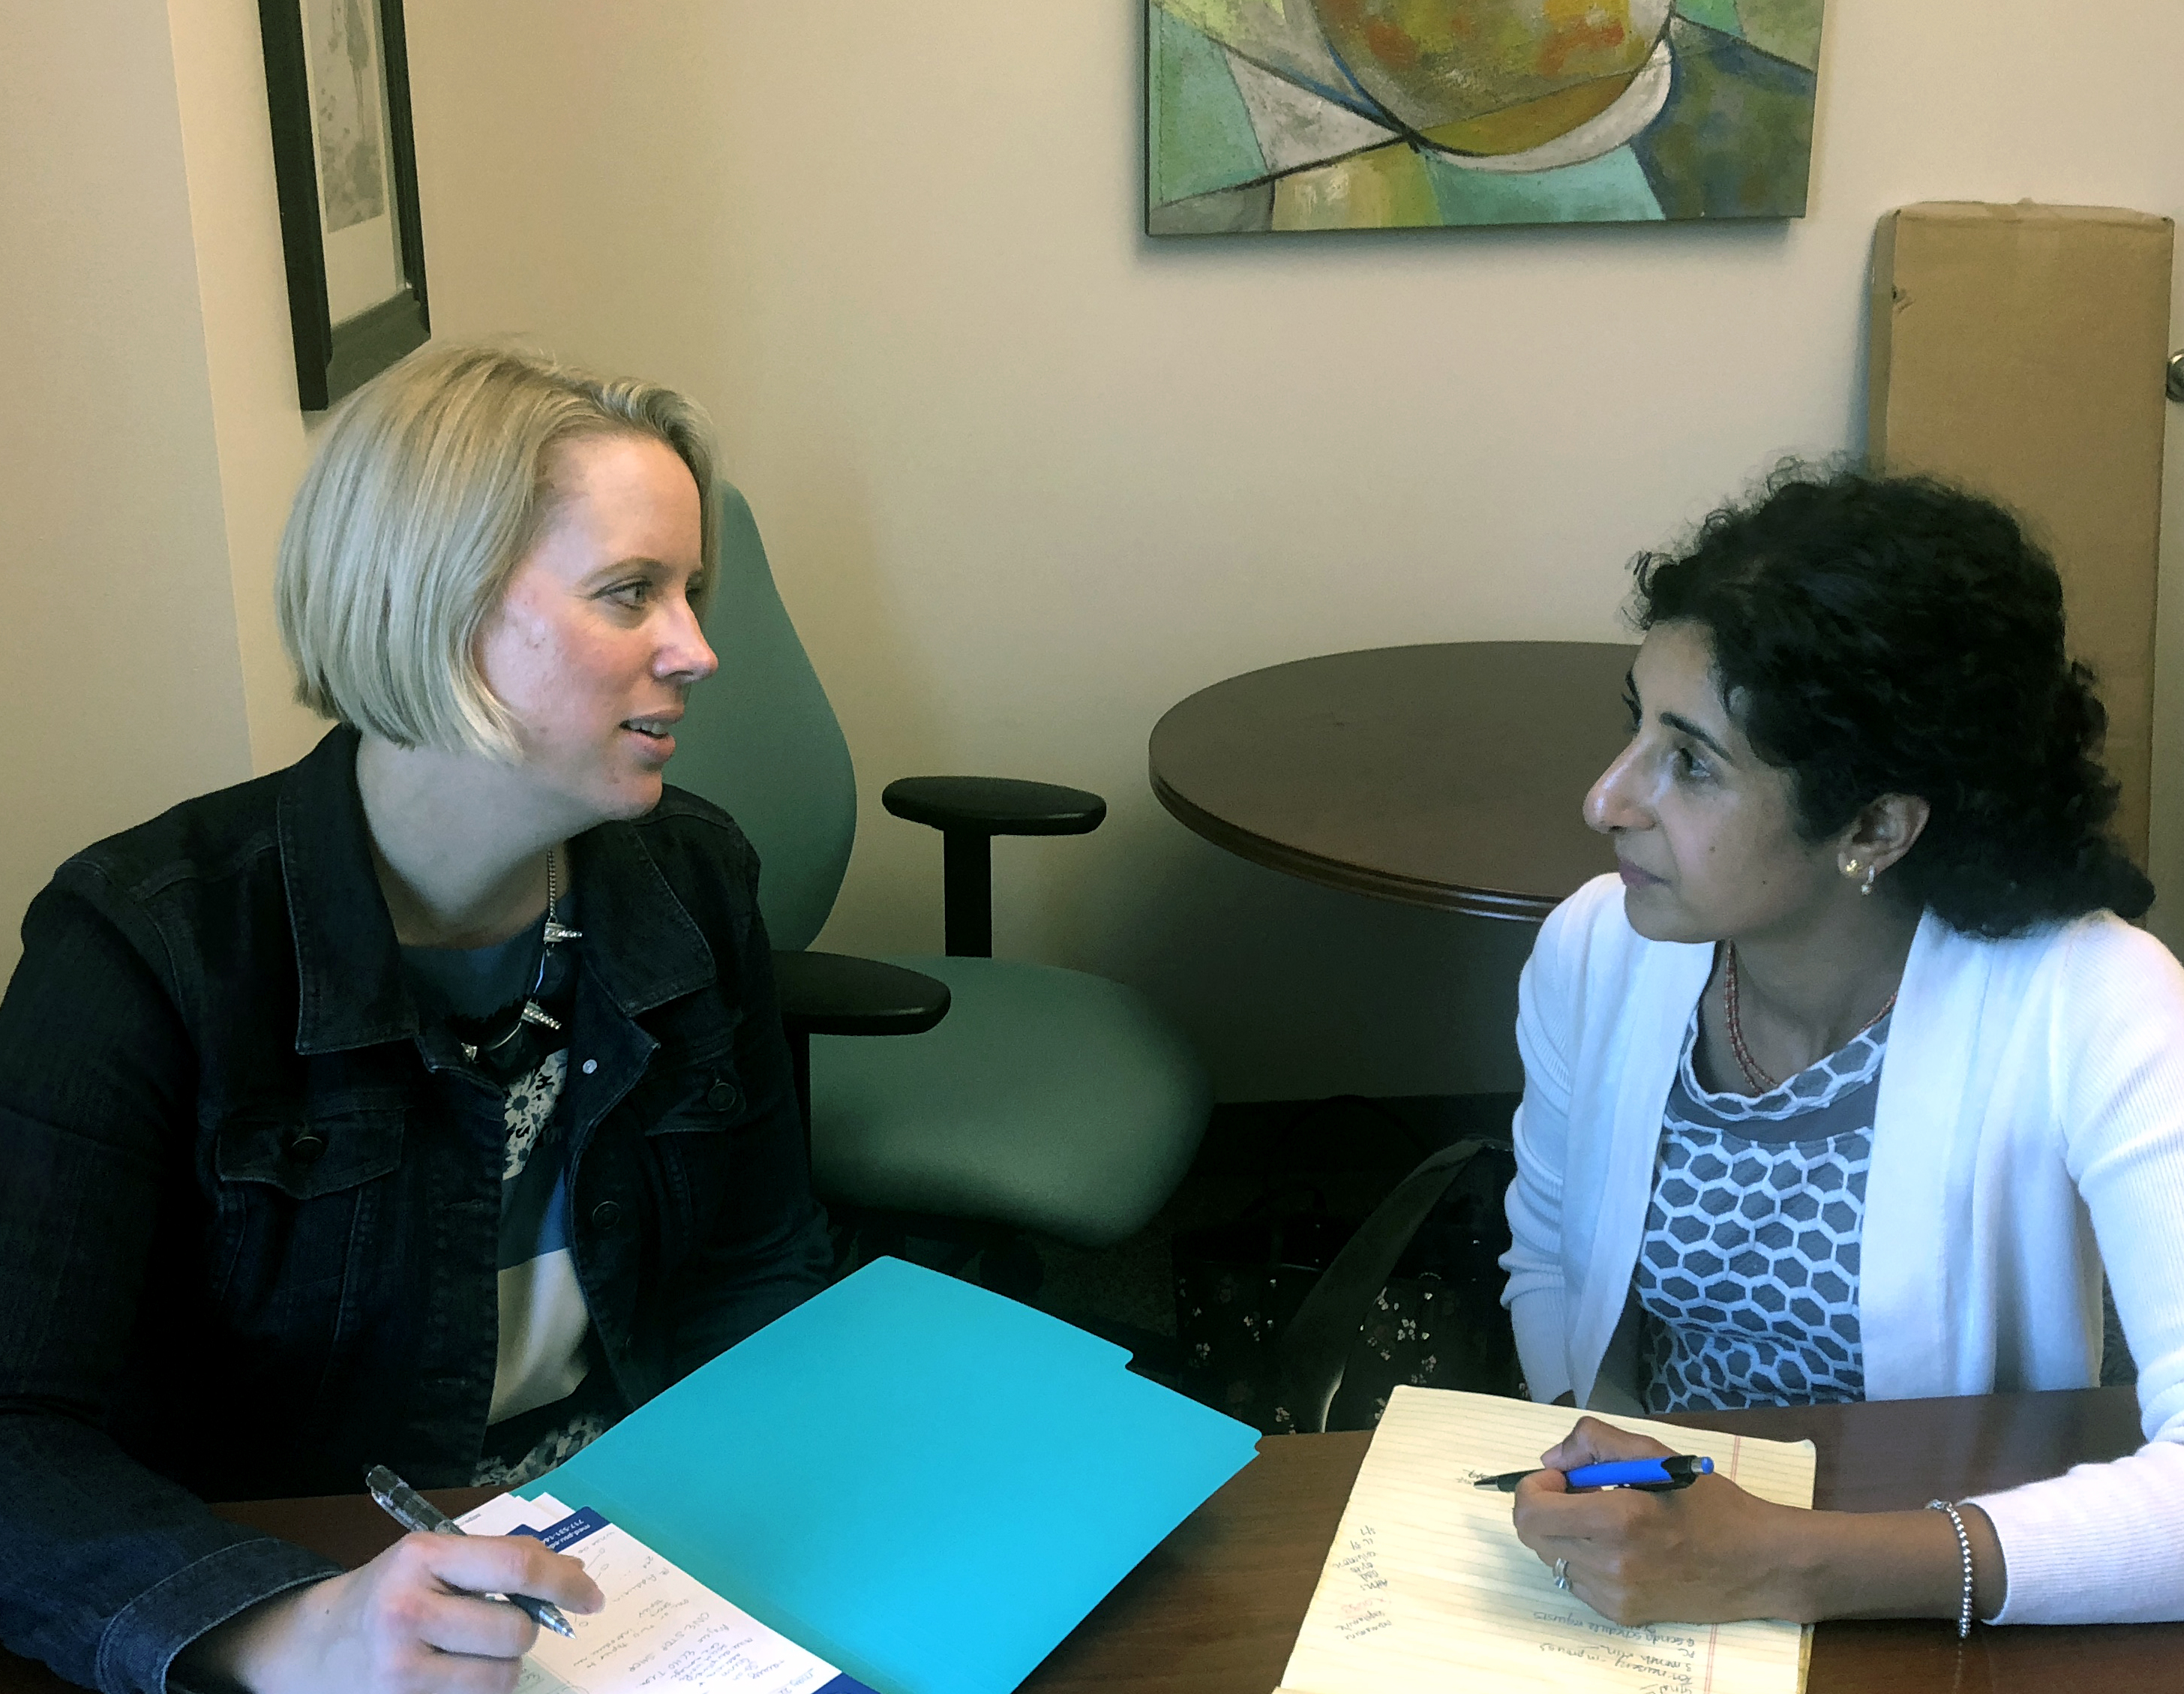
[1147,0,1824,235]
[257,0,429,410]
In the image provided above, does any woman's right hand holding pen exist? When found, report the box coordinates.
[1510,1415,2008,1628]
[174,1532,603,1693]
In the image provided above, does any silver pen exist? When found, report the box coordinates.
[364,1465,577,1639]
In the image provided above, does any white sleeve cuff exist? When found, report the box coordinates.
[1968,1439,2184,1624]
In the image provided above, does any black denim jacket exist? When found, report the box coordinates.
[0,727,830,1693]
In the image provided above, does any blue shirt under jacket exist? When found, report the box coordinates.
[0,725,831,1693]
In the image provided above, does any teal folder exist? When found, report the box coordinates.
[520,1257,1261,1694]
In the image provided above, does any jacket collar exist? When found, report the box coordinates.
[278,725,717,1055]
[280,727,412,1055]
[565,809,718,1019]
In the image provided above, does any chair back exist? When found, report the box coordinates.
[670,482,856,951]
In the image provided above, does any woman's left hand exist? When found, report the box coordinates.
[1510,1416,1804,1625]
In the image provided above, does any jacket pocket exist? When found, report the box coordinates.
[635,1060,751,1261]
[215,1107,406,1199]
[209,1107,408,1325]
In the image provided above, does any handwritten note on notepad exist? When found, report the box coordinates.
[457,1493,876,1694]
[1274,1386,1817,1694]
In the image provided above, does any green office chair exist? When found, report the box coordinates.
[672,482,1211,1278]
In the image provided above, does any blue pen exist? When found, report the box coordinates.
[1473,1454,1715,1492]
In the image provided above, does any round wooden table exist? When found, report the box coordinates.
[1149,641,1639,922]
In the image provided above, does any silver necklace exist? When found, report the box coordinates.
[459,847,584,1064]
[542,845,583,947]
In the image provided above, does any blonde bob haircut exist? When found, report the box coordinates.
[277,342,718,758]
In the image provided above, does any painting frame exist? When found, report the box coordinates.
[257,0,430,410]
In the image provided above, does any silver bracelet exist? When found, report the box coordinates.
[1926,1499,1976,1639]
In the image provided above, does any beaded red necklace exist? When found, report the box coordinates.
[1722,944,1898,1095]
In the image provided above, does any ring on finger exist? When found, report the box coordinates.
[1553,1557,1570,1591]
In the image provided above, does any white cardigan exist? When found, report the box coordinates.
[1502,875,2184,1624]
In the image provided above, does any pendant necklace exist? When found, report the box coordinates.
[459,846,584,1066]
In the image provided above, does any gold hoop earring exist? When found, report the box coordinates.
[1842,857,1863,881]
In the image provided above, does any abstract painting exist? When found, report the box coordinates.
[1147,0,1824,233]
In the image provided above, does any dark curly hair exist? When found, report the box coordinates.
[1631,467,2150,937]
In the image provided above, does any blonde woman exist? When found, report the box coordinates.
[0,346,830,1691]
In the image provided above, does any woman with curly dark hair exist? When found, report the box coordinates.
[1499,468,2183,1631]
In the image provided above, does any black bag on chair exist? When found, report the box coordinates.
[1173,1140,1521,1434]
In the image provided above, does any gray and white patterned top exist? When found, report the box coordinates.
[1634,1003,1889,1413]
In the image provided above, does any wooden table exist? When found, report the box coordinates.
[1026,1386,2173,1693]
[1148,641,1639,921]
[2,1388,2167,1692]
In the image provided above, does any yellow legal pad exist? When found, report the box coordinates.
[1276,1386,1817,1694]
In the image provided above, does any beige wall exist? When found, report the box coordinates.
[402,0,2184,1101]
[3,0,324,980]
[15,5,2180,1096]
[0,1,256,978]
[167,0,327,776]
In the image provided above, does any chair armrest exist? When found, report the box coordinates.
[881,776,1106,836]
[772,950,950,1038]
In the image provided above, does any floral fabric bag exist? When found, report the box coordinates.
[1173,1140,1520,1434]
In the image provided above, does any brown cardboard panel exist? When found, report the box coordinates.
[1868,201,2172,861]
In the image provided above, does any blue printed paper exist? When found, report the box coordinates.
[522,1257,1259,1694]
